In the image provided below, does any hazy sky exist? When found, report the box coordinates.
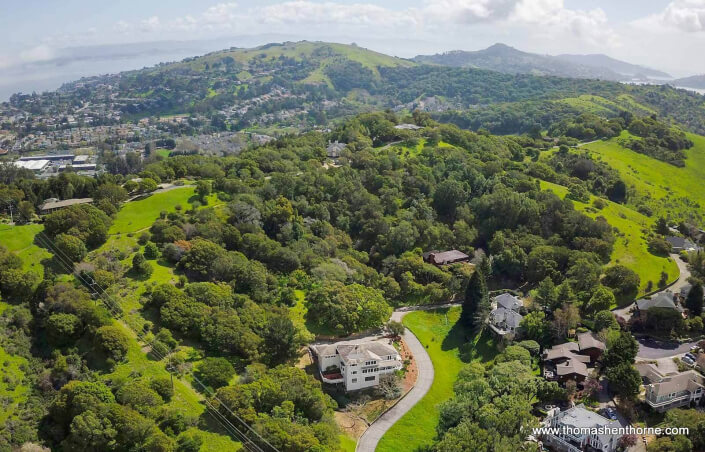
[2,0,705,91]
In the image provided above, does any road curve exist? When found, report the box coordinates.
[355,306,447,452]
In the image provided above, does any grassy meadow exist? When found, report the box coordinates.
[584,131,705,227]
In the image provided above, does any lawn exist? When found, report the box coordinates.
[338,434,356,452]
[0,224,51,277]
[584,131,705,227]
[540,180,678,299]
[376,307,497,452]
[154,148,172,158]
[109,187,196,234]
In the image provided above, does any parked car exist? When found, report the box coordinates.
[683,356,695,366]
[690,345,700,353]
[603,407,617,420]
[685,353,697,361]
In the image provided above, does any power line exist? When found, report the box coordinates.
[35,232,267,452]
[36,232,278,452]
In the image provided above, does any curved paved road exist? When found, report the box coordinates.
[355,305,453,452]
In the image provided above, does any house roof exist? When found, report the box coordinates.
[337,341,399,365]
[555,357,589,378]
[326,141,346,158]
[577,332,606,351]
[494,293,522,311]
[636,292,681,311]
[554,404,621,446]
[489,307,523,329]
[39,198,93,211]
[394,123,422,130]
[666,236,697,250]
[425,250,469,265]
[647,370,704,398]
[543,342,580,362]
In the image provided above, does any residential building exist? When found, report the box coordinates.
[311,340,403,392]
[542,334,605,385]
[488,293,523,337]
[637,363,705,412]
[326,140,346,160]
[542,404,623,452]
[422,250,470,266]
[666,236,699,253]
[39,198,93,215]
[635,292,683,320]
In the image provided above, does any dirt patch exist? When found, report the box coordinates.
[335,410,368,439]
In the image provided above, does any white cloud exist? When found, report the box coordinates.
[140,16,161,33]
[20,45,56,63]
[421,0,518,24]
[259,1,416,27]
[660,0,705,32]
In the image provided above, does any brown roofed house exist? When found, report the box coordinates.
[423,250,470,266]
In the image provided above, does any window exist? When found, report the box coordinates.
[365,376,375,382]
[352,371,357,375]
[351,378,357,383]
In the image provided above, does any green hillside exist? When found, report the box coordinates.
[584,131,705,227]
[540,180,678,298]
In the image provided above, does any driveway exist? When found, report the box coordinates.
[636,336,698,359]
[355,307,441,452]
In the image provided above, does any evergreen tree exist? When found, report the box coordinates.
[462,269,489,330]
[686,284,704,316]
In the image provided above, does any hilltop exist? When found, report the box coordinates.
[414,43,670,81]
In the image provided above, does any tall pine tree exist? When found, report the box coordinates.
[461,269,490,331]
[686,284,704,316]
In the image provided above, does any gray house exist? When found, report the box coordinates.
[488,294,523,337]
[666,236,699,253]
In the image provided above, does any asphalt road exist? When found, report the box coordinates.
[636,336,699,359]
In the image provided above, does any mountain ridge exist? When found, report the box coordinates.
[414,43,670,81]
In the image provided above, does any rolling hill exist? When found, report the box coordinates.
[672,74,705,89]
[414,43,670,81]
[555,53,671,79]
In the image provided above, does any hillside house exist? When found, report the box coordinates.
[422,250,470,266]
[488,293,523,337]
[637,363,705,412]
[542,404,623,452]
[666,236,699,253]
[311,340,402,392]
[39,198,93,215]
[542,333,605,385]
[635,292,683,320]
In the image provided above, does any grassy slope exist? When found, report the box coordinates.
[554,94,656,117]
[377,307,497,452]
[540,180,678,297]
[584,131,705,227]
[109,187,196,234]
[0,224,51,276]
[176,41,414,87]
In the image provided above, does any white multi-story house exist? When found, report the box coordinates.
[542,404,623,452]
[312,340,403,392]
[637,363,705,412]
